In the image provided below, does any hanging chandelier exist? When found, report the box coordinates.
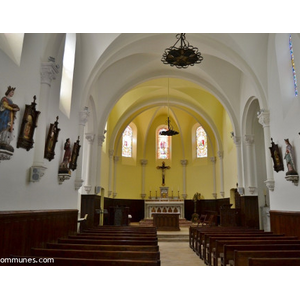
[161,33,203,69]
[159,78,179,136]
[160,117,179,136]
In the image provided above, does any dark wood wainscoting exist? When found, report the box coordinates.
[270,210,300,239]
[0,209,78,257]
[184,198,230,222]
[104,198,144,223]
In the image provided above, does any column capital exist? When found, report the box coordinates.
[218,151,224,159]
[114,156,119,162]
[140,159,148,166]
[85,133,95,145]
[109,149,114,157]
[98,131,107,147]
[180,159,188,166]
[257,109,270,127]
[210,156,216,163]
[40,61,59,86]
[232,136,241,146]
[245,134,255,145]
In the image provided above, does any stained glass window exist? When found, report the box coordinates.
[122,125,133,157]
[157,127,170,159]
[196,126,207,158]
[289,34,298,96]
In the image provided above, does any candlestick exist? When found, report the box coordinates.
[149,190,151,199]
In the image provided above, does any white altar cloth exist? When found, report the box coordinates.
[144,199,184,219]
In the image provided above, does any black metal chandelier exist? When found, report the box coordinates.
[161,33,203,69]
[159,117,179,136]
[159,78,179,136]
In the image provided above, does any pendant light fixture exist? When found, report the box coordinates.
[159,78,179,136]
[161,33,203,69]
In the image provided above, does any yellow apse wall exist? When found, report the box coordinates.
[101,79,237,199]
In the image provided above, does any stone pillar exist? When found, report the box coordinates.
[210,156,217,199]
[244,134,256,195]
[113,156,119,198]
[257,110,274,191]
[84,132,95,194]
[94,130,106,194]
[108,149,114,197]
[232,135,244,195]
[74,107,90,190]
[180,159,188,199]
[218,151,225,198]
[31,61,59,181]
[140,159,148,199]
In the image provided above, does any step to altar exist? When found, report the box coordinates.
[138,218,192,228]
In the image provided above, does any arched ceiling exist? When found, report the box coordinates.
[108,77,226,153]
[81,33,268,140]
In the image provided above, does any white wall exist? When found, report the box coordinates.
[267,33,300,211]
[0,34,81,211]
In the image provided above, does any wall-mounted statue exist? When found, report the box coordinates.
[69,136,81,171]
[0,86,20,153]
[58,138,72,184]
[284,138,298,176]
[44,116,60,161]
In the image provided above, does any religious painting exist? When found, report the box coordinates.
[269,138,284,173]
[44,116,60,161]
[17,95,41,151]
[69,136,81,171]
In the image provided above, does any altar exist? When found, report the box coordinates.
[145,186,184,219]
[144,199,184,219]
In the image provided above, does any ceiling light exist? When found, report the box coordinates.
[161,33,203,69]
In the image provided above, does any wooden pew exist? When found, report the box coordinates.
[86,226,157,233]
[31,248,160,261]
[8,256,160,266]
[58,238,158,246]
[193,227,264,257]
[211,237,299,266]
[222,243,300,266]
[67,234,158,242]
[47,242,159,252]
[248,257,300,266]
[204,233,282,265]
[197,230,269,261]
[233,250,300,266]
[76,232,157,238]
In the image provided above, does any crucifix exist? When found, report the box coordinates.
[156,161,170,186]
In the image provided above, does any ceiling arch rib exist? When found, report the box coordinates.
[109,95,222,157]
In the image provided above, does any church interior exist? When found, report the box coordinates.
[1,23,300,298]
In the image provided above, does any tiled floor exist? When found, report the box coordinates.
[157,227,206,266]
[158,241,206,266]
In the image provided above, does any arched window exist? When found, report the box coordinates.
[60,33,76,118]
[289,34,298,96]
[122,125,133,157]
[157,127,170,159]
[196,126,207,158]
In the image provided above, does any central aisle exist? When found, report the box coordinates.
[156,227,206,266]
[158,241,207,266]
